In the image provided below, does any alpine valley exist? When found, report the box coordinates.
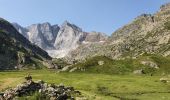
[0,2,170,100]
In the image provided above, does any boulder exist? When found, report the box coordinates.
[0,94,4,100]
[133,69,144,74]
[98,61,104,66]
[61,65,71,71]
[141,61,159,69]
[69,67,77,72]
[160,77,170,83]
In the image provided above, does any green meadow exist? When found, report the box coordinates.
[0,70,170,100]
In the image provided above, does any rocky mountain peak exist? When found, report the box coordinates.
[50,21,85,58]
[42,22,51,26]
[13,20,109,58]
[61,21,82,32]
[62,20,70,26]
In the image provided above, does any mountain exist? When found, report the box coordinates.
[65,3,170,62]
[12,23,28,38]
[0,18,52,70]
[13,22,59,50]
[13,21,108,58]
[109,3,170,57]
[50,21,85,58]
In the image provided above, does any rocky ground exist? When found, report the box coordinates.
[0,75,81,100]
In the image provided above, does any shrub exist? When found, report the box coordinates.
[164,21,170,30]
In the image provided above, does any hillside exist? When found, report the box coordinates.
[0,18,52,70]
[64,54,170,75]
[65,3,170,62]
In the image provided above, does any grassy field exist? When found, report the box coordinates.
[0,70,170,100]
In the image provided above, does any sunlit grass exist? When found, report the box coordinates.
[0,70,170,100]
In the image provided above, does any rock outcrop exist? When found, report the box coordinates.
[84,31,108,42]
[0,75,81,100]
[141,61,159,69]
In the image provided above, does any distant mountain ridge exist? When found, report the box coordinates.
[12,3,170,62]
[12,21,108,58]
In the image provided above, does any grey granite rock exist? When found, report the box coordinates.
[13,20,109,58]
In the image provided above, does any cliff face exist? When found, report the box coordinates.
[0,18,51,69]
[13,21,108,58]
[13,22,59,50]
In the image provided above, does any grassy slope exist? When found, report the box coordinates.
[0,70,170,100]
[70,54,170,75]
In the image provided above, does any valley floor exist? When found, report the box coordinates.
[0,70,170,100]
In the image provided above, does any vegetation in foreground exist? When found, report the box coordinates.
[0,70,170,100]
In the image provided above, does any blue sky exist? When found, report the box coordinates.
[0,0,170,35]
